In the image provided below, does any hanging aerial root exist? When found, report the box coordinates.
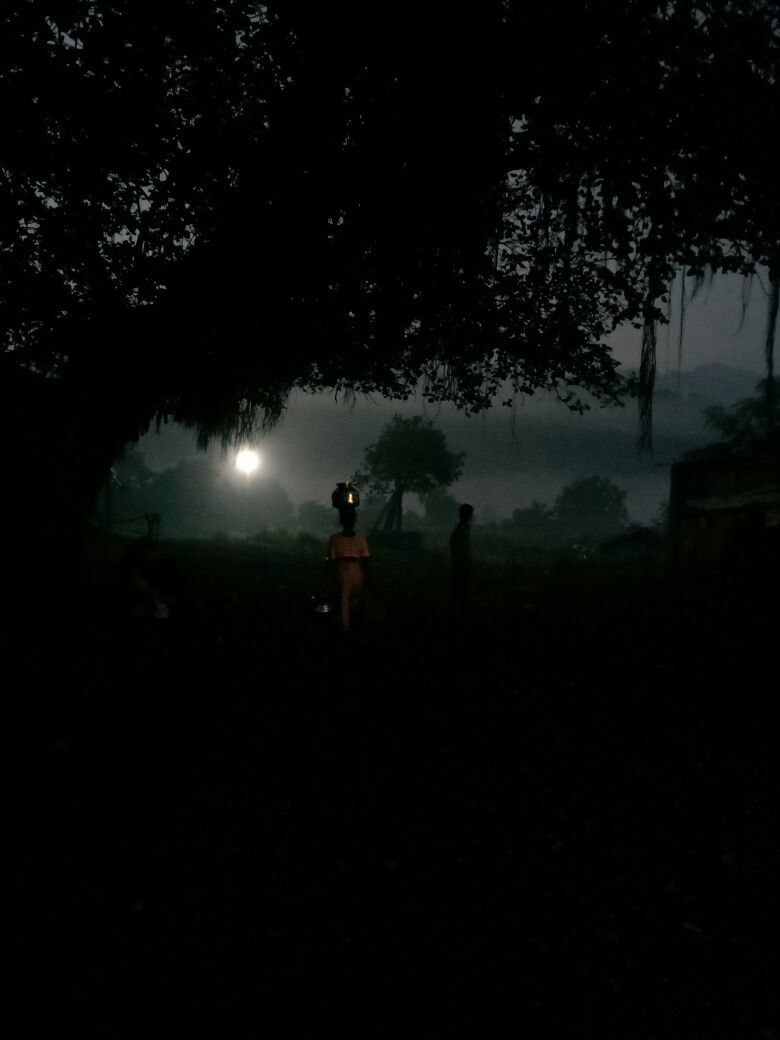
[639,317,657,453]
[766,270,779,426]
[677,269,686,394]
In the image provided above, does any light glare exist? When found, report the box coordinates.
[236,449,261,475]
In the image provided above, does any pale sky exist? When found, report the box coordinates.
[609,269,770,375]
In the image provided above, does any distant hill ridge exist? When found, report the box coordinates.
[653,364,761,403]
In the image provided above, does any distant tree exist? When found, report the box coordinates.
[554,477,628,536]
[354,416,464,532]
[703,377,780,443]
[506,500,557,537]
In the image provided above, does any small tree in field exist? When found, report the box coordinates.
[554,476,628,537]
[354,416,464,532]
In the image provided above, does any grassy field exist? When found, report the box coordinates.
[8,535,780,1037]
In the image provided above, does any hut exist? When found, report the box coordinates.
[669,441,780,586]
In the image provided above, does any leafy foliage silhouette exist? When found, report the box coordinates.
[554,477,629,536]
[3,1,779,554]
[357,417,464,497]
[354,416,464,530]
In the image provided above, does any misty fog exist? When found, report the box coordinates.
[126,271,769,536]
[126,361,759,535]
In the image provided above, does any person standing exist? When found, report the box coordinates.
[327,504,370,633]
[449,503,474,606]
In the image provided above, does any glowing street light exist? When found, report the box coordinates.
[236,448,261,476]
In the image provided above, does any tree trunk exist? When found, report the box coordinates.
[1,366,150,613]
[639,313,657,453]
[373,486,405,533]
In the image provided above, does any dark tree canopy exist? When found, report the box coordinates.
[3,0,780,554]
[555,477,629,536]
[501,1,780,443]
[356,416,465,498]
[2,0,525,444]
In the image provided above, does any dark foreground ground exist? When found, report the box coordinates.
[7,538,780,1037]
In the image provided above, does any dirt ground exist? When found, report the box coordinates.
[7,538,780,1037]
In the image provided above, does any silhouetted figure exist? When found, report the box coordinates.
[327,504,370,633]
[449,503,474,605]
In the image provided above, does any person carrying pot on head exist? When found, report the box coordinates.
[327,503,370,633]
